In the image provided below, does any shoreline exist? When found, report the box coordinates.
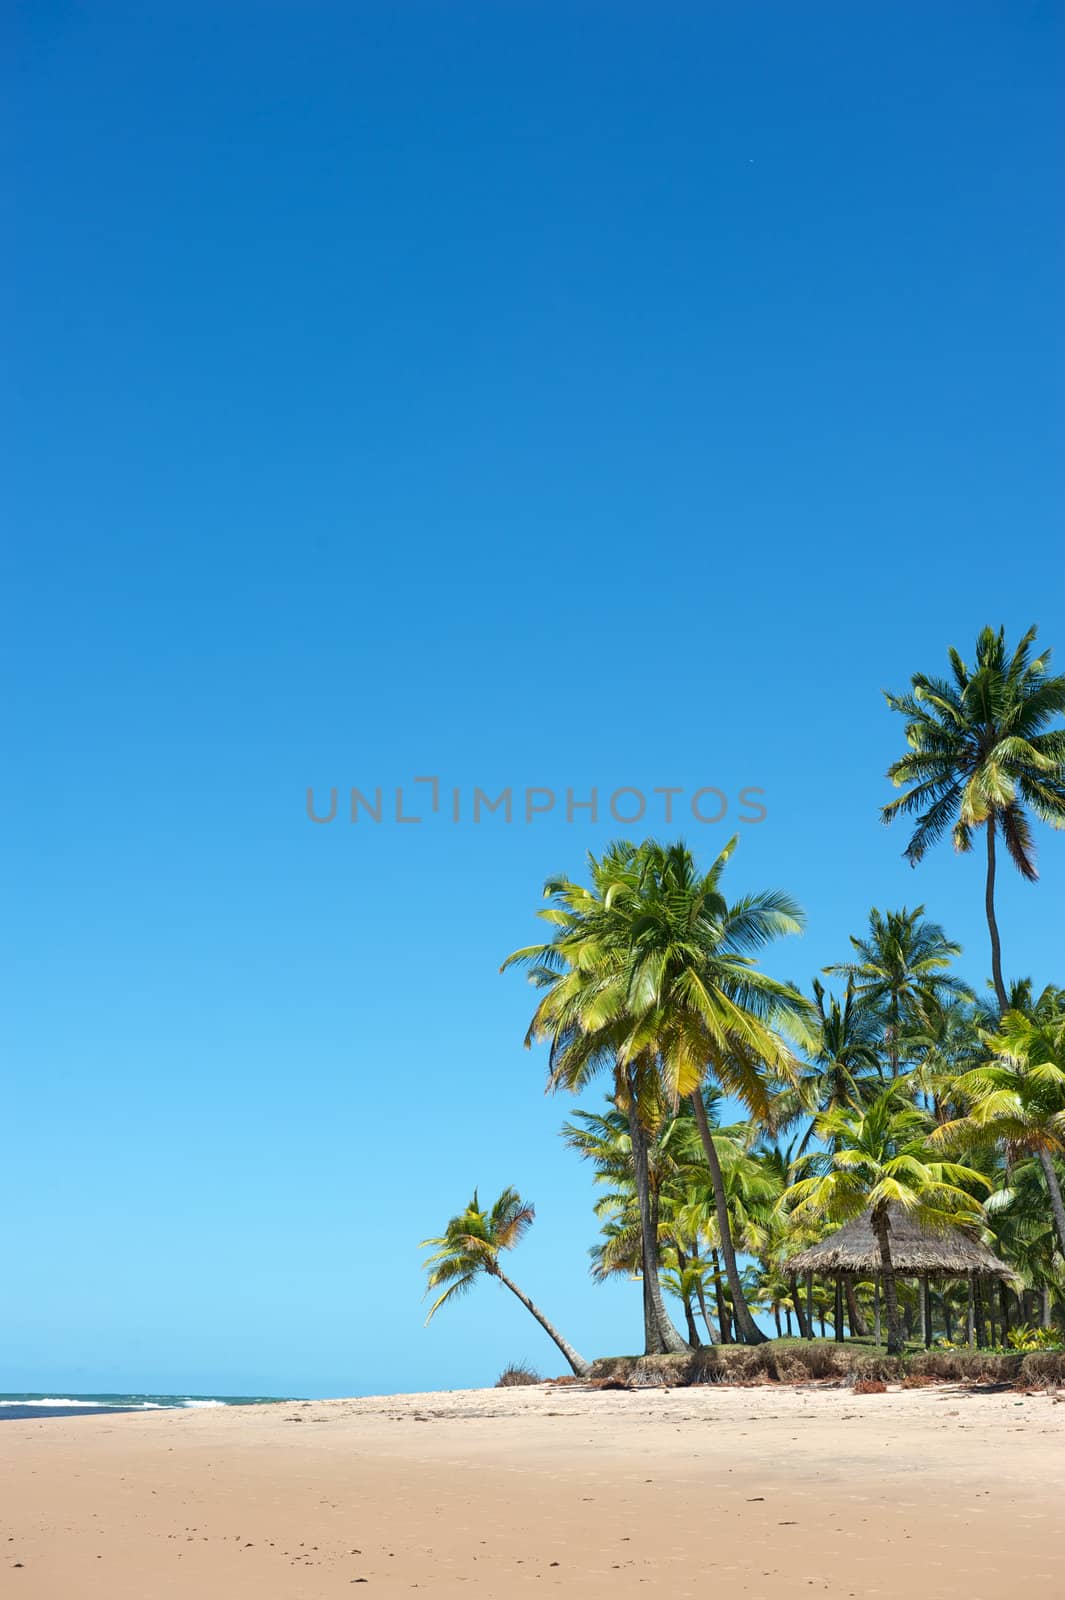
[2,1382,1062,1596]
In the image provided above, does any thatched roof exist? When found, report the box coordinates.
[783,1204,1014,1281]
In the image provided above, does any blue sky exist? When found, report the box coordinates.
[3,3,1063,1397]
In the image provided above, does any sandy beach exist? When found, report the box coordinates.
[1,1382,1061,1598]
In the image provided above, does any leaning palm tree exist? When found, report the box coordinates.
[882,626,1065,1013]
[421,1188,591,1377]
[933,1008,1065,1257]
[784,1087,988,1353]
[825,906,970,1076]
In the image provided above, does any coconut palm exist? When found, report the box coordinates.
[503,843,690,1356]
[561,1102,680,1338]
[421,1187,591,1377]
[907,995,982,1121]
[784,1087,989,1353]
[773,978,882,1146]
[589,838,810,1344]
[882,625,1065,1013]
[825,906,970,1075]
[934,1009,1065,1256]
[566,1092,746,1347]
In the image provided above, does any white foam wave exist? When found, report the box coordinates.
[0,1398,166,1409]
[8,1399,109,1408]
[181,1399,226,1408]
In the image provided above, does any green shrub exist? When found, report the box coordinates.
[1006,1324,1065,1352]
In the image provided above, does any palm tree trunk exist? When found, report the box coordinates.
[624,1088,688,1354]
[845,1276,869,1337]
[1036,1147,1065,1258]
[1041,1285,1052,1329]
[888,996,900,1077]
[872,1209,903,1355]
[493,1265,591,1377]
[690,1090,766,1344]
[711,1249,732,1343]
[998,1282,1011,1339]
[985,816,1009,1014]
[790,1274,811,1340]
[674,1250,702,1348]
[695,1278,720,1344]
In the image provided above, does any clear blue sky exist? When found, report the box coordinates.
[3,3,1063,1397]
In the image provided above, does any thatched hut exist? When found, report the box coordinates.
[783,1204,1015,1348]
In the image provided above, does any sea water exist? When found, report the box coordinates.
[0,1394,293,1420]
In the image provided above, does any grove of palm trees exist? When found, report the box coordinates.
[423,626,1065,1373]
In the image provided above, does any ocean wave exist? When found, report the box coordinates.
[181,1399,226,1408]
[0,1397,163,1409]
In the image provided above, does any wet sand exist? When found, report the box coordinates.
[1,1382,1061,1597]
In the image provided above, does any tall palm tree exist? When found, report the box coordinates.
[882,625,1065,1013]
[784,1087,988,1353]
[421,1187,591,1377]
[825,906,970,1076]
[933,1008,1065,1257]
[502,846,690,1356]
[598,838,810,1344]
[507,838,809,1345]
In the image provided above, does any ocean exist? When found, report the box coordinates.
[0,1394,293,1421]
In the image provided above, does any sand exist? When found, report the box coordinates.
[1,1382,1061,1598]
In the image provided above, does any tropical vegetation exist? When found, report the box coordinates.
[421,627,1065,1368]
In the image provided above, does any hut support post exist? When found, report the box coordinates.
[921,1275,932,1349]
[874,1280,881,1347]
[805,1272,815,1341]
[834,1276,844,1342]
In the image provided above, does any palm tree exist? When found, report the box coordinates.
[421,1187,591,1377]
[507,837,809,1345]
[784,1087,988,1353]
[561,1102,680,1339]
[907,995,981,1122]
[600,839,810,1344]
[503,843,690,1356]
[775,978,881,1147]
[882,625,1065,1013]
[564,1092,745,1347]
[984,1166,1062,1331]
[825,906,970,1076]
[934,1008,1065,1257]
